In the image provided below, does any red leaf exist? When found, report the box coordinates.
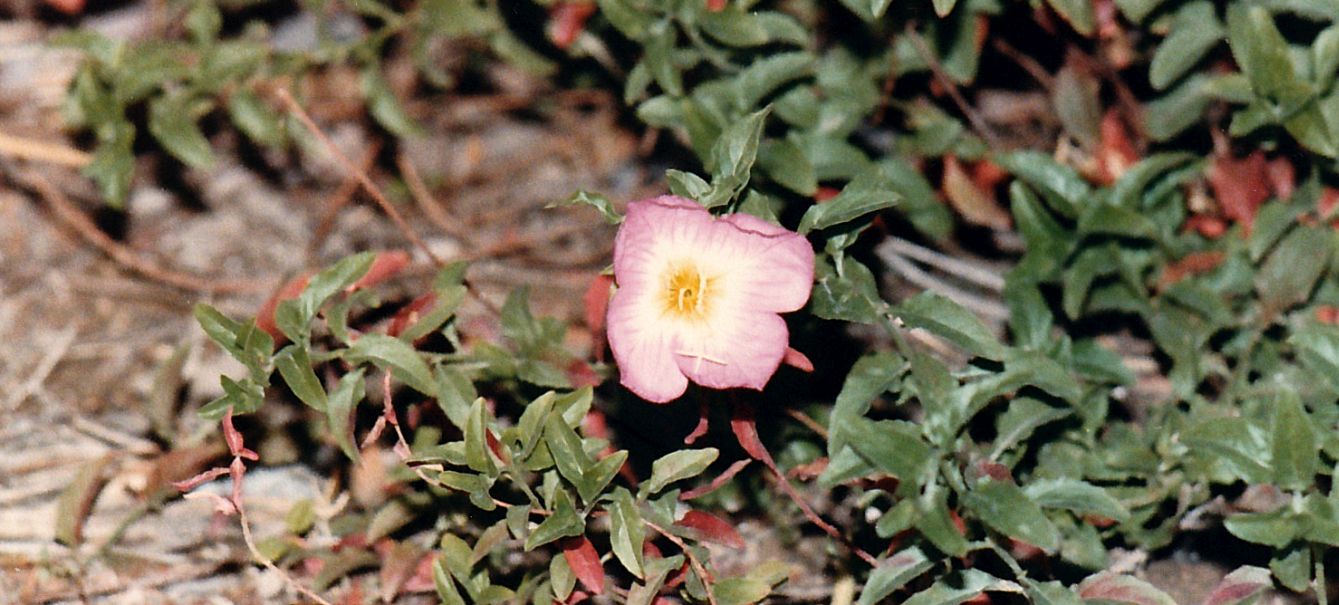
[401,553,439,593]
[1203,566,1272,605]
[584,274,614,362]
[1207,151,1270,229]
[814,186,841,202]
[222,408,258,460]
[561,536,606,595]
[684,400,710,445]
[42,0,84,15]
[171,466,230,493]
[942,155,1012,231]
[706,0,726,11]
[730,403,771,463]
[674,510,745,550]
[182,490,238,516]
[566,360,603,388]
[1009,538,1045,561]
[782,347,814,372]
[1318,306,1339,325]
[1158,251,1225,290]
[1318,187,1339,222]
[1078,573,1176,605]
[1185,214,1227,239]
[387,292,437,339]
[350,250,411,291]
[1097,110,1138,184]
[485,429,511,465]
[229,457,247,506]
[550,2,597,49]
[256,272,312,340]
[1266,157,1296,200]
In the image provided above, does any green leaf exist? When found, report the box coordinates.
[550,551,576,601]
[274,345,327,412]
[813,255,885,324]
[362,67,422,137]
[859,547,933,605]
[798,177,900,234]
[434,365,475,431]
[1077,573,1177,605]
[1225,509,1298,548]
[433,558,466,605]
[550,190,622,224]
[699,8,770,47]
[596,0,653,40]
[962,478,1060,553]
[148,93,214,169]
[346,333,438,397]
[1077,204,1158,239]
[641,448,719,497]
[544,414,593,491]
[1313,25,1339,91]
[1145,74,1213,141]
[185,0,221,43]
[327,368,366,462]
[276,252,375,342]
[1255,225,1330,314]
[525,488,584,550]
[667,169,713,200]
[995,151,1090,218]
[607,488,645,578]
[703,107,771,208]
[228,89,285,148]
[398,285,466,343]
[897,292,1006,361]
[829,351,901,456]
[732,52,815,110]
[1023,478,1131,523]
[83,120,135,207]
[1270,544,1310,592]
[1150,2,1224,90]
[840,418,933,485]
[757,138,817,196]
[1271,389,1318,490]
[1181,417,1272,483]
[932,0,958,17]
[465,397,498,476]
[1048,0,1095,35]
[712,577,772,605]
[1024,579,1083,605]
[1053,64,1101,146]
[1114,0,1167,23]
[644,20,682,97]
[915,491,969,557]
[991,397,1072,459]
[903,569,997,605]
[578,451,627,504]
[1227,5,1300,101]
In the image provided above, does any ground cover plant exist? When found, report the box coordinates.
[6,0,1339,602]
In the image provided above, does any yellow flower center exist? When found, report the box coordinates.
[664,263,713,319]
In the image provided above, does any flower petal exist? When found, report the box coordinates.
[713,218,815,313]
[613,196,711,291]
[673,310,788,392]
[607,283,688,403]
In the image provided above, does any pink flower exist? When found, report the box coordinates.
[606,195,815,403]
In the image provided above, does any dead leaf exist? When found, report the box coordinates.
[943,156,1012,230]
